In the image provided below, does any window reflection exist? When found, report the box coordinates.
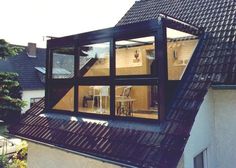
[52,47,74,79]
[79,42,110,77]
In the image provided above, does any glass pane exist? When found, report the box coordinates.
[78,85,110,115]
[49,85,74,112]
[167,28,199,80]
[194,151,204,168]
[52,47,74,79]
[79,42,110,77]
[115,85,158,119]
[116,36,155,76]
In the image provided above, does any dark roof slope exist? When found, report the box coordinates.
[8,0,236,167]
[0,48,46,90]
[0,58,14,72]
[9,99,170,167]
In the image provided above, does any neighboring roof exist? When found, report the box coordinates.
[8,0,236,167]
[0,48,46,90]
[0,58,14,72]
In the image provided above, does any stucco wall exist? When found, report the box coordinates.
[213,89,236,168]
[182,89,236,168]
[182,89,216,168]
[27,142,121,168]
[22,90,44,113]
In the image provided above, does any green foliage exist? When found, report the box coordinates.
[8,141,28,168]
[0,39,23,60]
[0,39,25,123]
[0,72,26,122]
[0,141,28,168]
[0,155,8,168]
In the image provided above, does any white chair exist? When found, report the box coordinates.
[92,86,109,113]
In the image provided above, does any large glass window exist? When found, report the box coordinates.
[115,36,156,76]
[167,28,199,80]
[115,85,158,119]
[78,85,110,115]
[47,18,202,121]
[52,47,74,79]
[79,42,110,77]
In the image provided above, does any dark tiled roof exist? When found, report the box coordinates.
[0,58,14,72]
[8,0,236,167]
[10,99,172,167]
[0,48,46,90]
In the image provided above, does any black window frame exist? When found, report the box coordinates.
[45,15,202,122]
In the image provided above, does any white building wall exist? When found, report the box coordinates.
[213,90,236,168]
[183,89,216,168]
[183,89,236,168]
[27,142,121,168]
[22,90,44,113]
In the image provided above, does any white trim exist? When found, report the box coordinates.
[193,148,208,168]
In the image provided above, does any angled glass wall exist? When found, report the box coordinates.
[166,28,199,80]
[46,16,202,121]
[79,42,110,77]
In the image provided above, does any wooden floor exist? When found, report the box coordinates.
[78,107,158,119]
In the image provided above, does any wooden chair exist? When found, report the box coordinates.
[116,86,135,116]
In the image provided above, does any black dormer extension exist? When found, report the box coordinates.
[45,14,204,122]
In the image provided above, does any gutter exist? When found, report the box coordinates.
[22,88,45,91]
[211,85,236,90]
[10,134,138,168]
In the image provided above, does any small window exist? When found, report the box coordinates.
[30,97,42,107]
[194,149,207,168]
[52,47,74,79]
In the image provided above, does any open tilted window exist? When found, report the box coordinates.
[45,14,202,121]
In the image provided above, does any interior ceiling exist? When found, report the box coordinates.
[167,28,195,38]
